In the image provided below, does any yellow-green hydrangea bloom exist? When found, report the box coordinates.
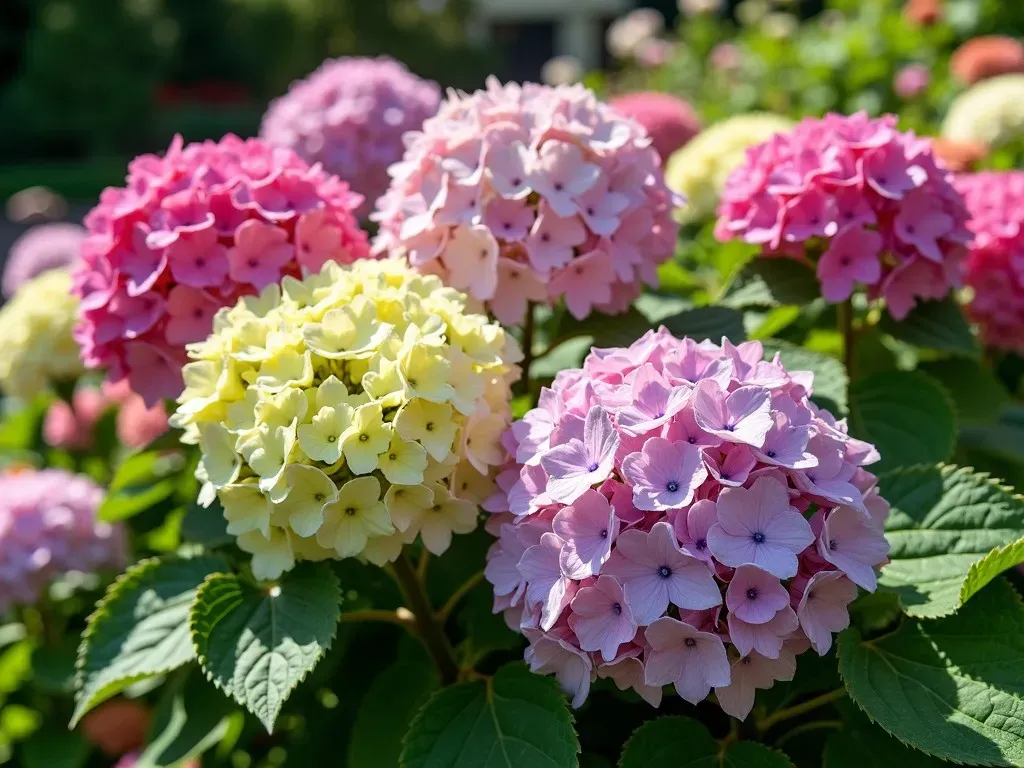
[665,112,794,223]
[941,74,1024,148]
[172,258,521,579]
[0,269,84,399]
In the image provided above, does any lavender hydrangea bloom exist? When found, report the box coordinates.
[3,223,85,298]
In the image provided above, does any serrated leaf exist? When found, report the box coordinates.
[722,742,793,767]
[762,340,848,415]
[879,297,979,358]
[134,673,234,768]
[72,555,228,727]
[847,371,955,474]
[878,464,1024,617]
[824,698,947,767]
[839,579,1024,766]
[618,716,716,767]
[349,641,439,768]
[722,258,820,309]
[919,359,1010,424]
[400,662,579,768]
[190,562,341,733]
[661,306,746,343]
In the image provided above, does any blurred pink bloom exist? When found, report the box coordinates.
[894,64,931,99]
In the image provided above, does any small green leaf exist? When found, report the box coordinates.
[847,371,955,474]
[190,562,341,733]
[618,716,716,767]
[722,258,820,309]
[661,306,746,343]
[762,340,848,415]
[72,555,228,727]
[839,579,1024,766]
[349,641,439,768]
[879,297,979,358]
[400,662,580,768]
[134,673,234,768]
[878,464,1024,617]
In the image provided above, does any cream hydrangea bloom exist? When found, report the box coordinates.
[0,269,84,399]
[664,113,794,223]
[172,258,521,579]
[941,74,1024,148]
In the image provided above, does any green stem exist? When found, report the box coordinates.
[774,720,843,749]
[758,688,846,733]
[391,551,460,685]
[438,571,484,624]
[338,609,415,631]
[518,302,536,396]
[838,299,856,380]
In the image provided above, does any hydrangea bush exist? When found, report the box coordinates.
[373,78,679,325]
[72,134,371,406]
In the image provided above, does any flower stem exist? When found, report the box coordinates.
[773,720,843,749]
[391,551,460,685]
[838,298,856,379]
[438,570,484,624]
[338,609,415,631]
[757,688,846,733]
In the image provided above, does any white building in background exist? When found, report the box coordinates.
[469,0,631,72]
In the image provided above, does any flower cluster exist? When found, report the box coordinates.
[0,468,123,614]
[172,258,520,580]
[955,171,1024,352]
[72,134,371,407]
[485,330,889,719]
[260,56,442,217]
[715,113,971,319]
[43,381,168,452]
[893,64,930,100]
[373,78,679,325]
[0,269,84,400]
[950,36,1024,86]
[608,92,701,165]
[941,74,1024,150]
[3,222,85,298]
[664,113,794,224]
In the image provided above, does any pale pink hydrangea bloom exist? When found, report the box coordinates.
[954,171,1024,353]
[609,92,701,164]
[261,56,441,217]
[893,64,931,99]
[373,78,680,325]
[484,329,889,719]
[72,134,371,406]
[0,468,123,614]
[715,112,971,319]
[3,222,85,298]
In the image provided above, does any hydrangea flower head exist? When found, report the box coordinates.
[0,269,84,399]
[941,74,1024,149]
[172,258,520,580]
[373,77,680,325]
[950,36,1024,85]
[485,329,889,719]
[955,171,1024,352]
[0,468,123,614]
[72,134,371,407]
[3,222,85,298]
[664,113,794,223]
[609,92,701,164]
[715,112,971,319]
[261,56,441,217]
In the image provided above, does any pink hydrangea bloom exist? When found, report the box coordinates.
[715,112,971,319]
[373,77,680,325]
[72,134,371,406]
[609,92,701,164]
[955,171,1024,352]
[3,222,85,298]
[484,329,890,719]
[0,468,123,614]
[893,64,931,99]
[43,386,108,451]
[260,56,441,217]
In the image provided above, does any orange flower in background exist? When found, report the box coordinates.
[80,699,151,756]
[951,36,1024,85]
[903,0,942,27]
[930,137,989,172]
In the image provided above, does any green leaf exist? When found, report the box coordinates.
[99,450,183,522]
[180,500,232,548]
[839,579,1024,766]
[190,562,341,733]
[824,698,947,767]
[349,641,439,768]
[72,555,228,727]
[879,297,979,358]
[878,464,1024,617]
[618,716,793,767]
[400,662,579,768]
[762,340,848,416]
[960,405,1024,465]
[31,642,77,694]
[847,371,955,474]
[134,673,234,768]
[19,726,89,768]
[918,359,1010,424]
[722,258,820,309]
[661,306,746,343]
[98,479,177,523]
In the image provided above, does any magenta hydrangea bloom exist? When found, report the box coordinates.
[373,77,680,325]
[608,91,701,164]
[484,329,890,719]
[715,112,971,319]
[72,134,371,406]
[0,468,123,614]
[955,171,1024,352]
[3,222,85,298]
[261,56,441,217]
